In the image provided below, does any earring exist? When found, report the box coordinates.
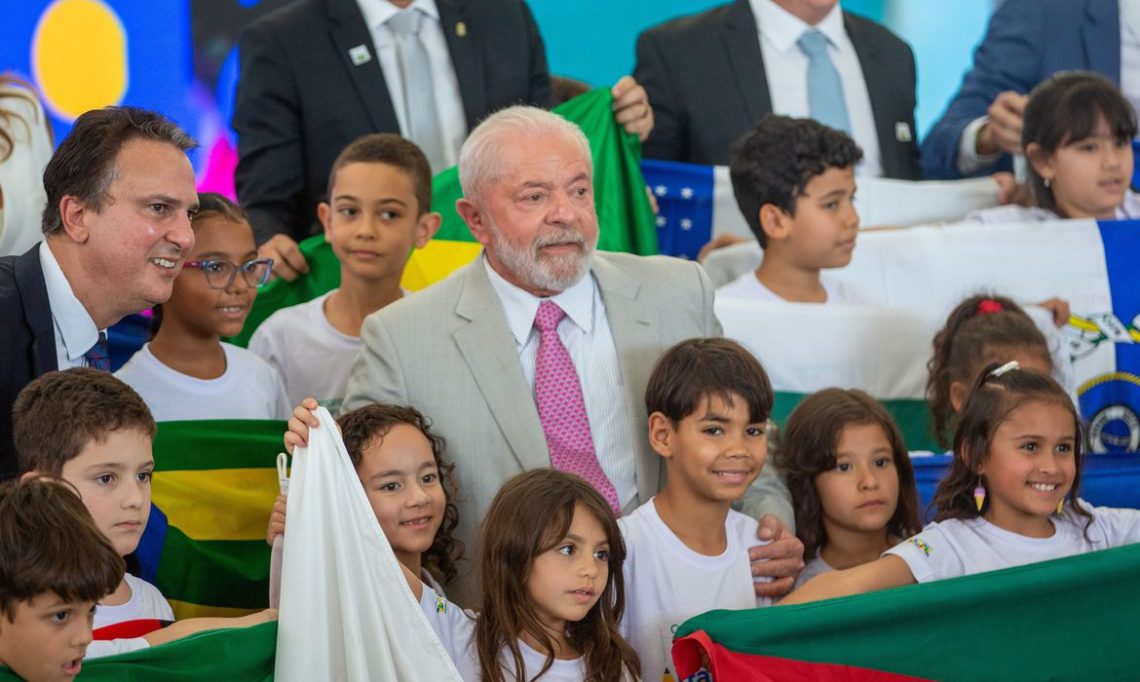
[974,485,986,512]
[1056,498,1064,515]
[1044,177,1052,189]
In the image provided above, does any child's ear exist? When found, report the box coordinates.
[318,202,332,241]
[961,442,985,476]
[949,380,969,414]
[414,211,442,249]
[647,412,676,460]
[1025,142,1054,185]
[758,204,790,244]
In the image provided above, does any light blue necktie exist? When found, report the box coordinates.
[387,9,448,172]
[798,29,851,133]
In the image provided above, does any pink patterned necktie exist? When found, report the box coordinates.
[533,300,622,515]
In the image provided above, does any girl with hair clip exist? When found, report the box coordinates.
[402,468,640,682]
[776,389,922,588]
[966,71,1140,223]
[115,193,290,421]
[782,362,1140,605]
[926,293,1068,451]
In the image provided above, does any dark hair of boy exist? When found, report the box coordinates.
[926,294,1051,449]
[12,368,156,475]
[1022,71,1137,216]
[645,337,774,425]
[0,476,124,620]
[41,106,196,235]
[933,364,1093,532]
[729,115,863,249]
[337,404,463,583]
[326,133,433,215]
[776,388,922,561]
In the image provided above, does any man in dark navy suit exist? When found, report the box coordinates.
[0,107,198,478]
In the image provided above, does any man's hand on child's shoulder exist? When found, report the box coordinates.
[749,515,805,599]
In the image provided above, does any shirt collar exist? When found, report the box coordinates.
[753,0,845,53]
[482,255,597,346]
[357,0,440,30]
[39,241,101,362]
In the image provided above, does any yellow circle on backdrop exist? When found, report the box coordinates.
[32,0,129,121]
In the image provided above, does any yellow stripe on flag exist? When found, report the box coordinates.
[167,599,262,620]
[152,468,279,541]
[400,239,482,291]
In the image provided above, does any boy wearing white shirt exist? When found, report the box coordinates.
[720,115,870,305]
[619,338,775,682]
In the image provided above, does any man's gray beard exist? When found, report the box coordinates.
[490,228,597,293]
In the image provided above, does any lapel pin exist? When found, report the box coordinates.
[895,122,912,142]
[349,44,372,66]
[456,21,467,37]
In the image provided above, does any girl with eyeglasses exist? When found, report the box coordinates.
[114,193,291,421]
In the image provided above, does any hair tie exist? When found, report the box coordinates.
[976,299,1004,315]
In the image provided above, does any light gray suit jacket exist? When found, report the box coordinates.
[342,251,787,601]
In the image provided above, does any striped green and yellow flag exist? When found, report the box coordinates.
[135,420,284,619]
[230,87,656,347]
[673,542,1140,681]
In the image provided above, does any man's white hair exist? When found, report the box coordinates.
[458,106,593,205]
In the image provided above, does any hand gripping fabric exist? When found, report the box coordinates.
[274,407,461,681]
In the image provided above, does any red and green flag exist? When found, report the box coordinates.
[673,542,1140,681]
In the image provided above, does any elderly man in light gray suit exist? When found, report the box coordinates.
[289,106,802,603]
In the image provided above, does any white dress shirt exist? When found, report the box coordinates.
[38,242,103,370]
[356,0,468,169]
[483,258,639,510]
[958,0,1140,174]
[751,0,883,177]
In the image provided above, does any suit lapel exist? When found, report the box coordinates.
[437,0,486,130]
[327,0,400,132]
[452,260,550,472]
[845,12,898,171]
[1084,0,1121,84]
[15,245,58,375]
[723,0,772,125]
[592,256,661,503]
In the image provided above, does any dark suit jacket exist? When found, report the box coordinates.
[233,0,553,244]
[921,0,1119,179]
[0,245,58,480]
[634,0,921,179]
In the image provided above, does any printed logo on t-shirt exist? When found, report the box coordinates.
[435,595,447,613]
[907,537,933,556]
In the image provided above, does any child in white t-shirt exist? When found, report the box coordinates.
[250,134,440,411]
[115,193,289,420]
[718,115,867,305]
[783,362,1140,605]
[776,389,922,589]
[13,370,276,658]
[620,338,777,682]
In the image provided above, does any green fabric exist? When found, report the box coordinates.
[229,87,657,347]
[155,530,269,609]
[148,421,283,612]
[0,622,278,681]
[773,392,940,452]
[677,541,1140,681]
